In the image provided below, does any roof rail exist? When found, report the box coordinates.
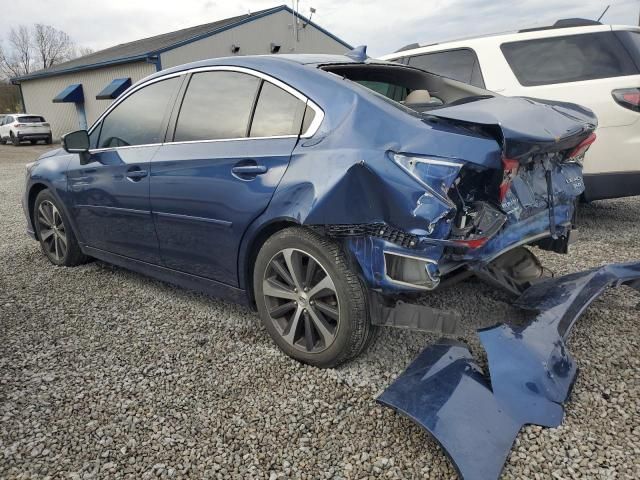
[518,18,601,33]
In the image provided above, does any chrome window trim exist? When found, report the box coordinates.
[87,65,324,154]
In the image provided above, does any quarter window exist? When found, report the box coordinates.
[501,32,639,86]
[408,49,485,88]
[249,81,308,137]
[97,77,180,148]
[174,71,260,142]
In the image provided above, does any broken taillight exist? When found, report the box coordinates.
[498,157,519,201]
[612,88,640,112]
[567,132,597,162]
[452,237,490,249]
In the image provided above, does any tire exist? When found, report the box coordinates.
[10,132,19,146]
[46,135,52,145]
[253,226,374,368]
[33,189,87,267]
[30,140,37,145]
[0,138,5,145]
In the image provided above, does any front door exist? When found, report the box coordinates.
[68,75,183,263]
[150,70,312,286]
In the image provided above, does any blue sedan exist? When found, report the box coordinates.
[23,51,596,367]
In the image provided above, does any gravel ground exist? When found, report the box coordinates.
[1,144,638,479]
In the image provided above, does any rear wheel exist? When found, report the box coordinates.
[10,132,19,146]
[33,189,87,266]
[254,227,374,368]
[30,140,37,145]
[46,135,52,145]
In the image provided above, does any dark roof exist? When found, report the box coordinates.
[13,5,351,82]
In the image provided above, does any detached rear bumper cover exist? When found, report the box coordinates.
[377,261,640,480]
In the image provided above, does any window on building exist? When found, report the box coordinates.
[97,77,180,148]
[174,71,260,142]
[408,49,485,88]
[501,32,639,86]
[249,81,308,137]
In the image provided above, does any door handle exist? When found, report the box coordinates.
[231,165,268,175]
[126,169,148,181]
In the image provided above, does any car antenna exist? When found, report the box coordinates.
[596,4,610,22]
[346,45,368,62]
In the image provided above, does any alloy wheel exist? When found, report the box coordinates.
[37,200,67,262]
[263,248,340,353]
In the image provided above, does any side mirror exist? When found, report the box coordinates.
[62,130,91,164]
[62,129,89,153]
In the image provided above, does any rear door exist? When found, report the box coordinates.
[67,75,183,263]
[150,68,313,286]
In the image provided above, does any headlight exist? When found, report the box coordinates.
[391,153,463,199]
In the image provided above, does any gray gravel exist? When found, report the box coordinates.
[1,144,639,479]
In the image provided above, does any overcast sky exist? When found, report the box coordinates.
[2,0,639,57]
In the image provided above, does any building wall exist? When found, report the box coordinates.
[161,10,348,68]
[20,61,156,140]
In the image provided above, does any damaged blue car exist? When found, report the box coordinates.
[24,51,598,370]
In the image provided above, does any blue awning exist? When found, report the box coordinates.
[52,83,84,103]
[96,77,131,100]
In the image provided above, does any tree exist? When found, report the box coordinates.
[0,24,90,80]
[33,24,74,69]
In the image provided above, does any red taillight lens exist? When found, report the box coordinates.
[15,123,26,127]
[499,157,519,201]
[612,88,640,112]
[452,237,490,249]
[567,132,596,161]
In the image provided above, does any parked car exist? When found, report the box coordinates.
[22,53,596,367]
[0,114,52,146]
[381,20,640,201]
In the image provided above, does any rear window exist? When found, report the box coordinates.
[501,32,639,86]
[407,49,485,88]
[18,116,45,123]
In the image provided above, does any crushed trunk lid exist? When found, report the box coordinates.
[426,96,598,160]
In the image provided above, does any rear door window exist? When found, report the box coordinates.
[408,49,485,88]
[98,77,181,148]
[249,81,308,137]
[614,30,640,70]
[174,71,260,142]
[501,32,639,86]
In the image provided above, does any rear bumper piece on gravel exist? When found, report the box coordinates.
[377,261,640,480]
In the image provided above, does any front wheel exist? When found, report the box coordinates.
[33,189,87,266]
[253,227,374,368]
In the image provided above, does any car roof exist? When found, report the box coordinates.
[380,24,640,59]
[141,53,406,84]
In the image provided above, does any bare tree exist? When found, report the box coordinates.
[0,26,34,78]
[75,45,95,58]
[33,24,74,69]
[0,24,90,80]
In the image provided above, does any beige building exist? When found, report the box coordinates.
[11,5,351,140]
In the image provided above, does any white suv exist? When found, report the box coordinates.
[381,20,640,201]
[0,114,52,146]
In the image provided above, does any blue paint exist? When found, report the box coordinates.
[378,261,640,480]
[96,78,132,100]
[24,54,596,305]
[52,84,84,103]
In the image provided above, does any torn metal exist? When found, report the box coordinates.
[377,261,640,480]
